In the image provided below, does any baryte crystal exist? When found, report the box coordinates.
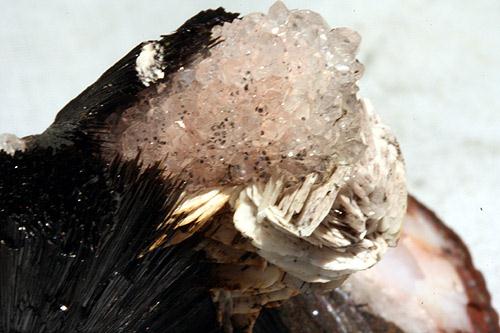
[0,133,25,155]
[119,1,366,190]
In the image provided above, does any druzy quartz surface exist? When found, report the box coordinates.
[119,2,365,189]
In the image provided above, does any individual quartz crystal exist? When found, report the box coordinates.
[0,133,25,155]
[119,1,365,189]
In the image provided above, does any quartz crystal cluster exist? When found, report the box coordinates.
[120,1,365,189]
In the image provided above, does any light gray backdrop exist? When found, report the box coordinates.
[1,0,499,312]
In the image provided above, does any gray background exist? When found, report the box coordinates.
[1,0,499,312]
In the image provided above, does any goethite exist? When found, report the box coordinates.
[107,1,407,329]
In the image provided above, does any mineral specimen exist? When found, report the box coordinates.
[0,133,25,155]
[107,1,407,329]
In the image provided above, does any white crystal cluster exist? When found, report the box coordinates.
[121,1,365,189]
[136,42,165,87]
[0,133,25,155]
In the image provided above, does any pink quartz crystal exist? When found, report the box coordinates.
[117,2,366,190]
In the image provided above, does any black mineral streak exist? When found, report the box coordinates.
[0,146,221,333]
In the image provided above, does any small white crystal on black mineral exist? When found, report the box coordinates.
[0,133,25,155]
